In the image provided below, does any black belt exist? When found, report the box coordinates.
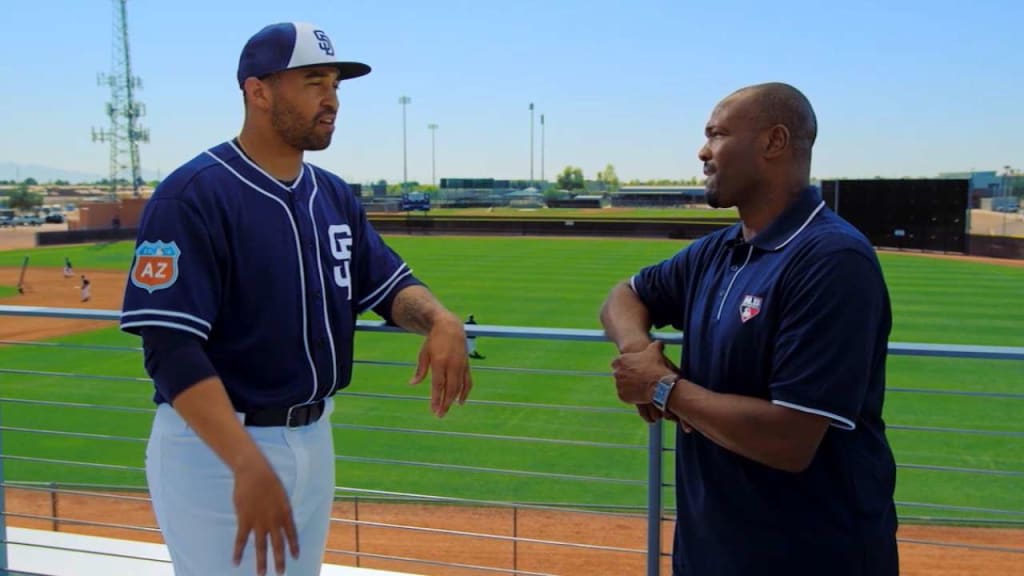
[244,399,325,428]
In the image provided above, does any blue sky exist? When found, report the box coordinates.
[1,0,1021,184]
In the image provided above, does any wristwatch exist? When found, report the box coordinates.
[651,374,679,413]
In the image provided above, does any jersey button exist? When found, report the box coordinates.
[730,265,739,271]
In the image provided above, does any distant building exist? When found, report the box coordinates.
[611,186,706,208]
[938,171,1002,208]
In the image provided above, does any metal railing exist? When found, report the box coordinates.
[1,304,1022,575]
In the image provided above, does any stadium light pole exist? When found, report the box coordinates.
[399,96,411,190]
[1003,165,1016,236]
[428,123,439,187]
[529,102,535,184]
[540,113,545,184]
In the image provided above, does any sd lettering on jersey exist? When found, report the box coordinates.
[328,224,353,300]
[131,241,181,293]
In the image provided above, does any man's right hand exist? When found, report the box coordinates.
[232,455,299,576]
[168,377,300,576]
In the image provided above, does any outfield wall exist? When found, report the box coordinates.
[33,217,1024,260]
[967,234,1024,260]
[363,216,732,239]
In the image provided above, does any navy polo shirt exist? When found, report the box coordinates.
[631,187,898,575]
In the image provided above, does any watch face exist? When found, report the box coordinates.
[654,377,675,410]
[654,381,669,408]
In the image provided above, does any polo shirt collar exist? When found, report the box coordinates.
[749,186,826,252]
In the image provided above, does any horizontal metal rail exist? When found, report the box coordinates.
[2,305,1023,360]
[2,512,159,535]
[329,517,644,554]
[0,426,146,444]
[0,397,154,414]
[331,423,646,450]
[0,538,169,564]
[0,455,143,474]
[896,538,1023,554]
[887,424,1024,437]
[323,546,559,576]
[335,455,645,485]
[896,501,1024,517]
[1,483,150,503]
[332,486,649,519]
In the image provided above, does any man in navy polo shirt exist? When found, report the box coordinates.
[599,82,898,575]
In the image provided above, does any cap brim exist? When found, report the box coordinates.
[246,62,372,87]
[330,62,372,80]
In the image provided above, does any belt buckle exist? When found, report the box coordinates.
[285,402,322,429]
[285,404,304,429]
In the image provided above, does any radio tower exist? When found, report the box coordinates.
[92,0,149,198]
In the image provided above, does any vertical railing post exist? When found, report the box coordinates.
[354,495,361,567]
[0,402,8,571]
[646,419,663,576]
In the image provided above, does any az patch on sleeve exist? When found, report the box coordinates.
[131,241,181,293]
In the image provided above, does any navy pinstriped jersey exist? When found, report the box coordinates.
[120,140,421,412]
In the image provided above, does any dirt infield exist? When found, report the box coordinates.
[1,267,1022,575]
[0,267,125,340]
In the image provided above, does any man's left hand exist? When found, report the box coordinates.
[409,314,473,417]
[611,340,674,405]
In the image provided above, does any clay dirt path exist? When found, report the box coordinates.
[4,489,1022,576]
[1,267,1021,575]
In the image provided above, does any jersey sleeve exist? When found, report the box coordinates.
[628,246,692,331]
[348,192,423,323]
[120,197,222,340]
[769,248,890,430]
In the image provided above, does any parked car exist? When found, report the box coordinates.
[45,213,65,224]
[12,215,43,226]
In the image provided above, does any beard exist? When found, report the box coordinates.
[704,175,721,208]
[270,99,332,151]
[705,188,721,208]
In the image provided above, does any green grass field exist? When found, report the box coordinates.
[399,206,739,220]
[0,238,1021,525]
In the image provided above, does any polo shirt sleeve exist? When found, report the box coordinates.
[629,246,692,331]
[769,247,889,430]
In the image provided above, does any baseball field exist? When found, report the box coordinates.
[0,236,1021,574]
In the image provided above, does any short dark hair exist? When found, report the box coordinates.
[738,82,818,159]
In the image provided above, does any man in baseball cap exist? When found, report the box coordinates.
[237,22,371,88]
[129,18,474,576]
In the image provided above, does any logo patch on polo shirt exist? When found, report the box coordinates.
[740,295,762,323]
